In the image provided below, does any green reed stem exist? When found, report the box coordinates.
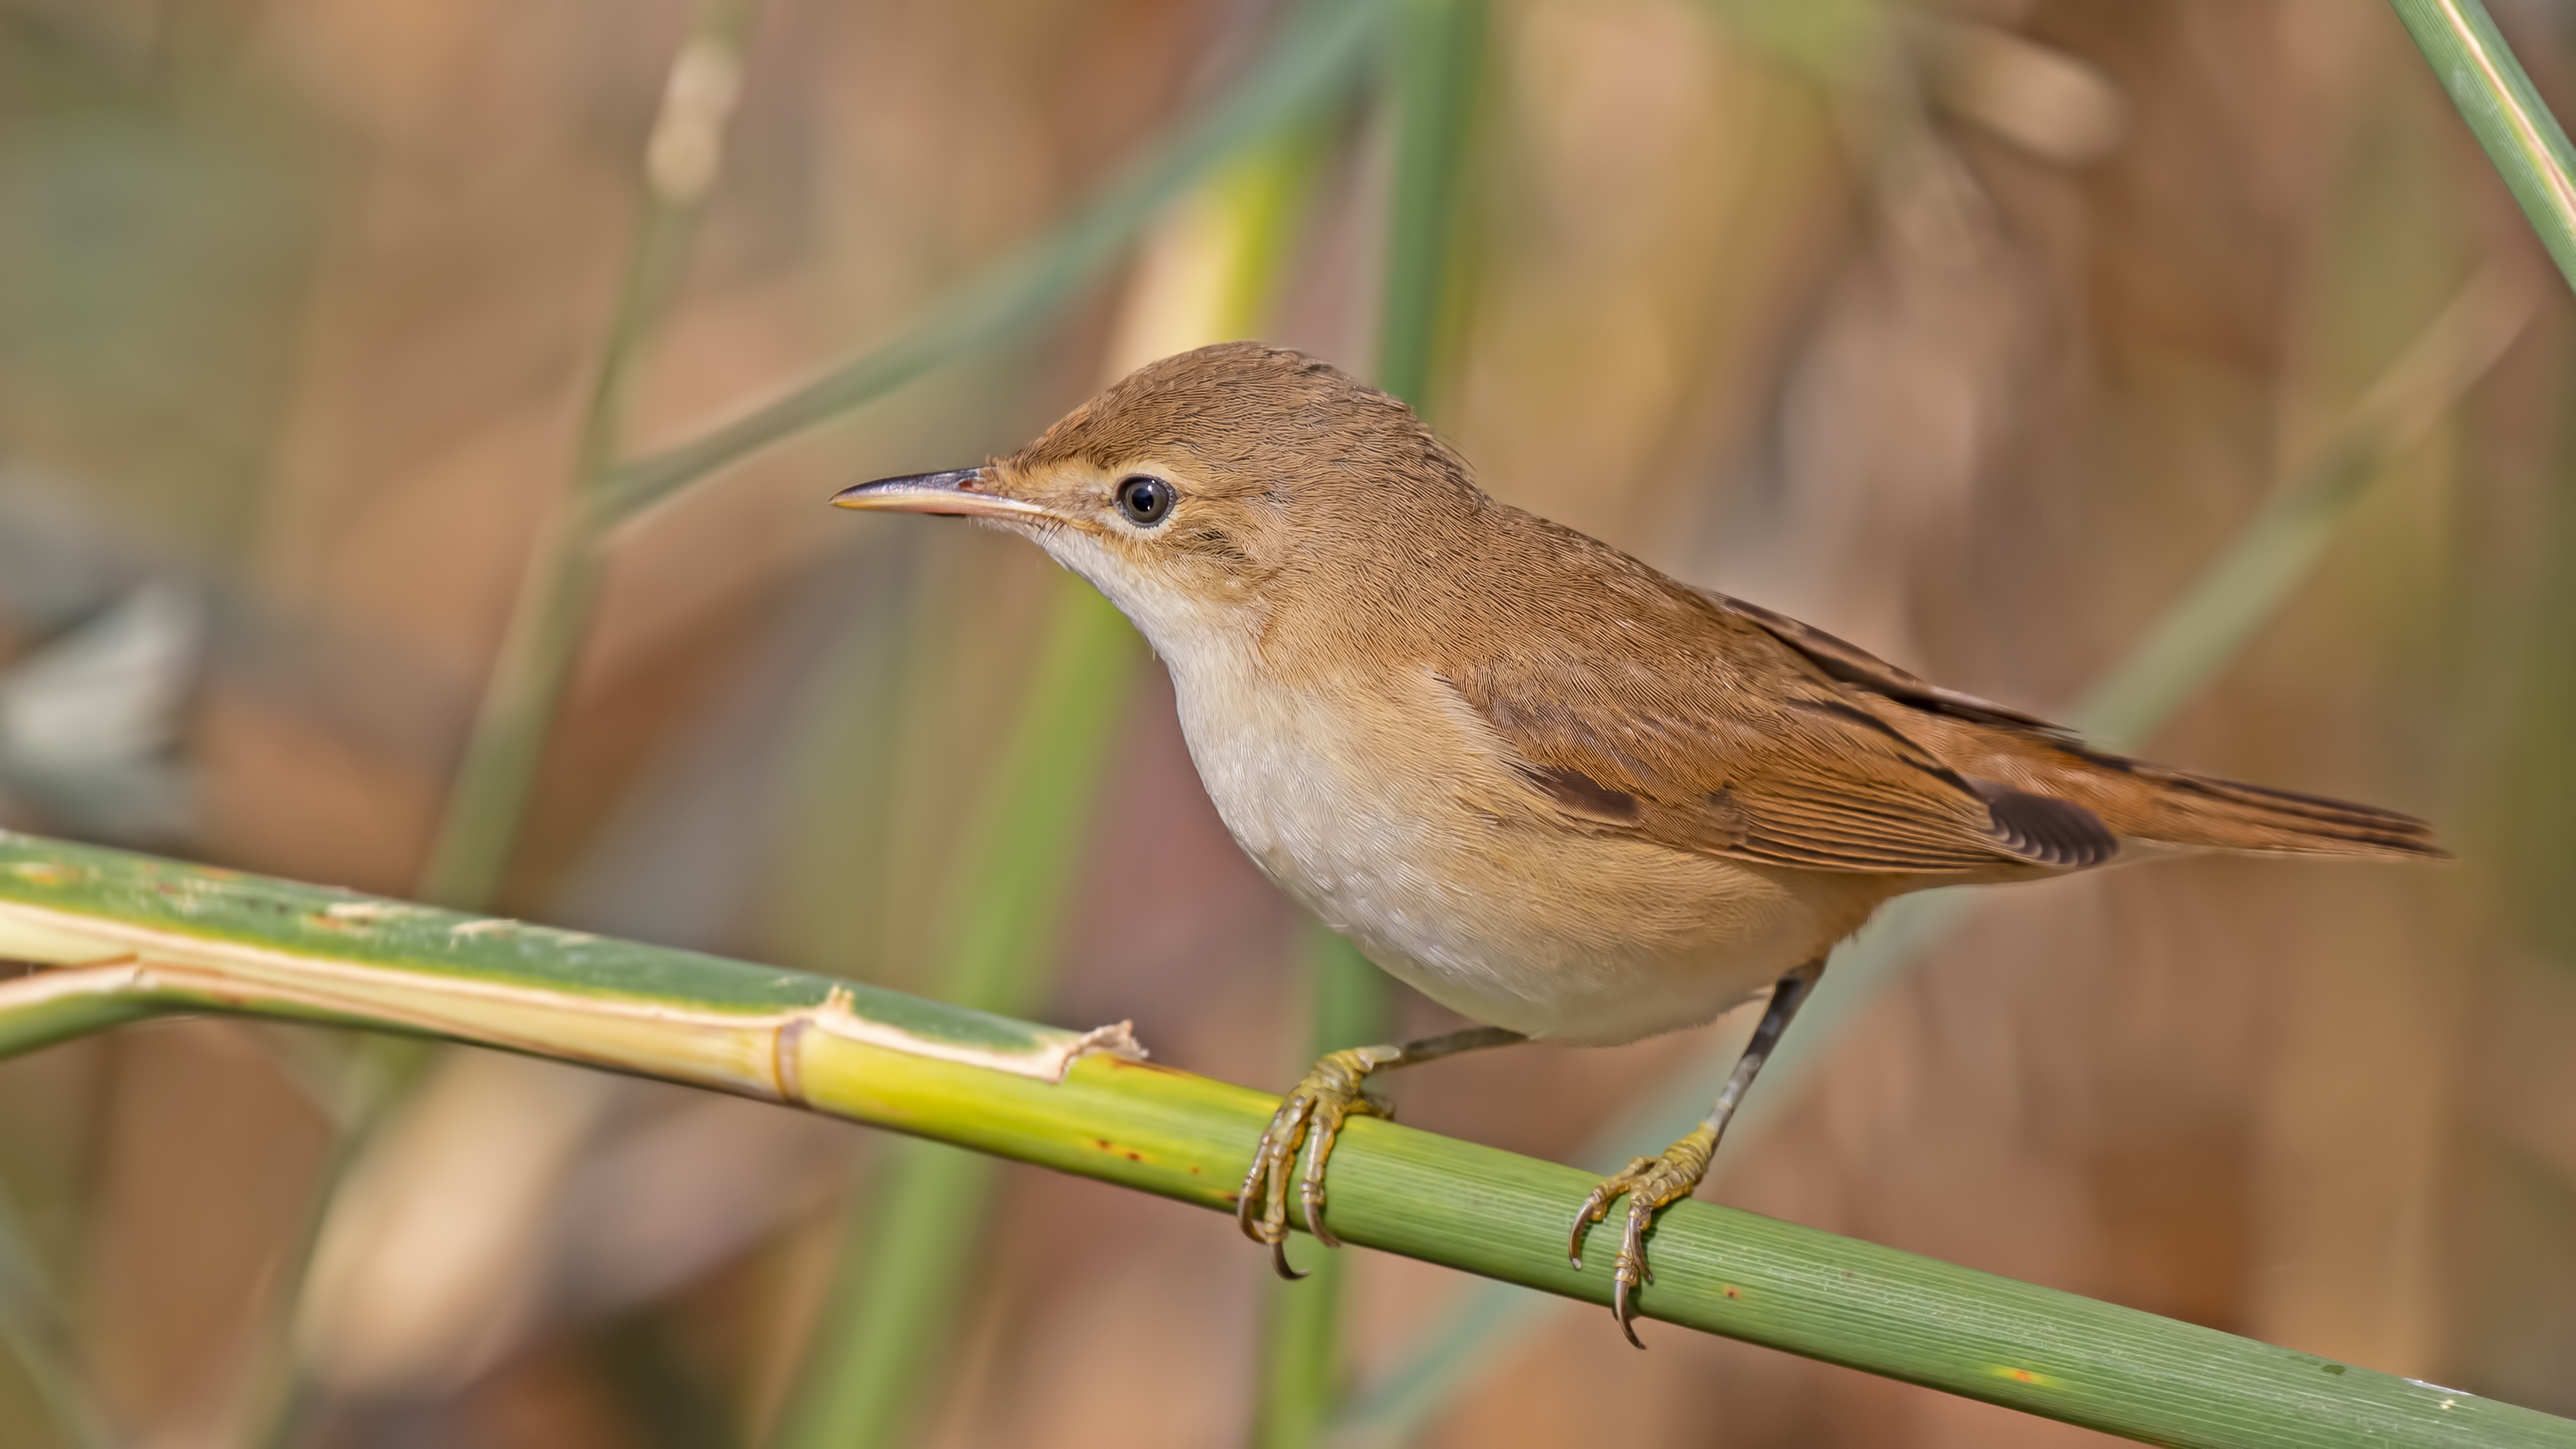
[0,834,2567,1449]
[252,11,761,1448]
[0,1185,109,1449]
[769,580,1139,1449]
[1374,0,1484,417]
[1253,933,1389,1449]
[2385,0,2576,298]
[418,0,760,908]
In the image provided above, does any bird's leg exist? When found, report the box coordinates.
[1238,1024,1525,1279]
[1569,960,1823,1347]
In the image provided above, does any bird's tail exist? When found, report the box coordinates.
[2013,747,2447,861]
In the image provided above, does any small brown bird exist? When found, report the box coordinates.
[833,341,2443,1344]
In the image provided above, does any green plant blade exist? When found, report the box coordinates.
[1330,269,2531,1445]
[770,578,1140,1449]
[0,1185,110,1449]
[2385,0,2576,298]
[1373,0,1485,415]
[0,834,2567,1448]
[596,0,1383,526]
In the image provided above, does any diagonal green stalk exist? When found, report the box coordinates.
[2384,0,2576,297]
[596,0,1384,527]
[1328,271,2531,1445]
[1255,7,1484,1444]
[0,835,2569,1448]
[2064,275,2526,751]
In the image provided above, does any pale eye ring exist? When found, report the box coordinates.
[1116,475,1175,527]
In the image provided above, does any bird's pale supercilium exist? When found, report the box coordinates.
[830,341,2444,1345]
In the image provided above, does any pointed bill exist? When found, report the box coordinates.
[828,468,1053,523]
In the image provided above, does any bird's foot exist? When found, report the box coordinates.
[1566,1124,1717,1348]
[1236,1044,1401,1279]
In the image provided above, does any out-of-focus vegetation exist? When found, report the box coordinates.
[0,2,2573,1447]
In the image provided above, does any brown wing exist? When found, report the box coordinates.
[1695,587,2441,862]
[1697,588,2069,734]
[1443,600,2114,875]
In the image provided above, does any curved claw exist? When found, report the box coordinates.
[1613,1275,1646,1350]
[1608,1189,1664,1347]
[1239,1095,1315,1251]
[1568,1133,1716,1350]
[1300,1176,1342,1248]
[1238,1048,1391,1275]
[1621,1191,1660,1289]
[1567,1155,1656,1269]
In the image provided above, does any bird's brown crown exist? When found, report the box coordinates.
[1010,341,1450,482]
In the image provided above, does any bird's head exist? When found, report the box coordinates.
[831,342,1481,655]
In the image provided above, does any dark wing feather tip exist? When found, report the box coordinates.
[1973,784,2119,869]
[1701,590,2068,734]
[1517,763,1643,823]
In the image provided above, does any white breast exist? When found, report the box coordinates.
[1163,649,1872,1046]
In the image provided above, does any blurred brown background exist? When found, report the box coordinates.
[1,0,2573,1445]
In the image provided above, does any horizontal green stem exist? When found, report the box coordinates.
[0,835,2563,1448]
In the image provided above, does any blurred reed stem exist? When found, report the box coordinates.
[2384,0,2576,297]
[770,112,1328,1449]
[1255,3,1483,1445]
[768,580,1140,1449]
[766,542,920,989]
[244,9,760,1446]
[1254,933,1388,1449]
[1,837,2569,1449]
[2067,272,2528,750]
[1373,0,1485,417]
[418,0,759,910]
[236,1034,439,1449]
[0,1186,108,1449]
[1328,268,2531,1446]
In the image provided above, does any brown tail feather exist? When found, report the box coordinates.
[1728,596,2449,864]
[2006,744,2446,861]
[2083,757,2447,859]
[1882,707,2449,861]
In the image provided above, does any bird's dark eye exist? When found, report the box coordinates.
[1116,475,1175,527]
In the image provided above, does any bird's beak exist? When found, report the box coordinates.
[828,467,1055,523]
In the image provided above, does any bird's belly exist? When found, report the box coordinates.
[1177,681,1884,1046]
